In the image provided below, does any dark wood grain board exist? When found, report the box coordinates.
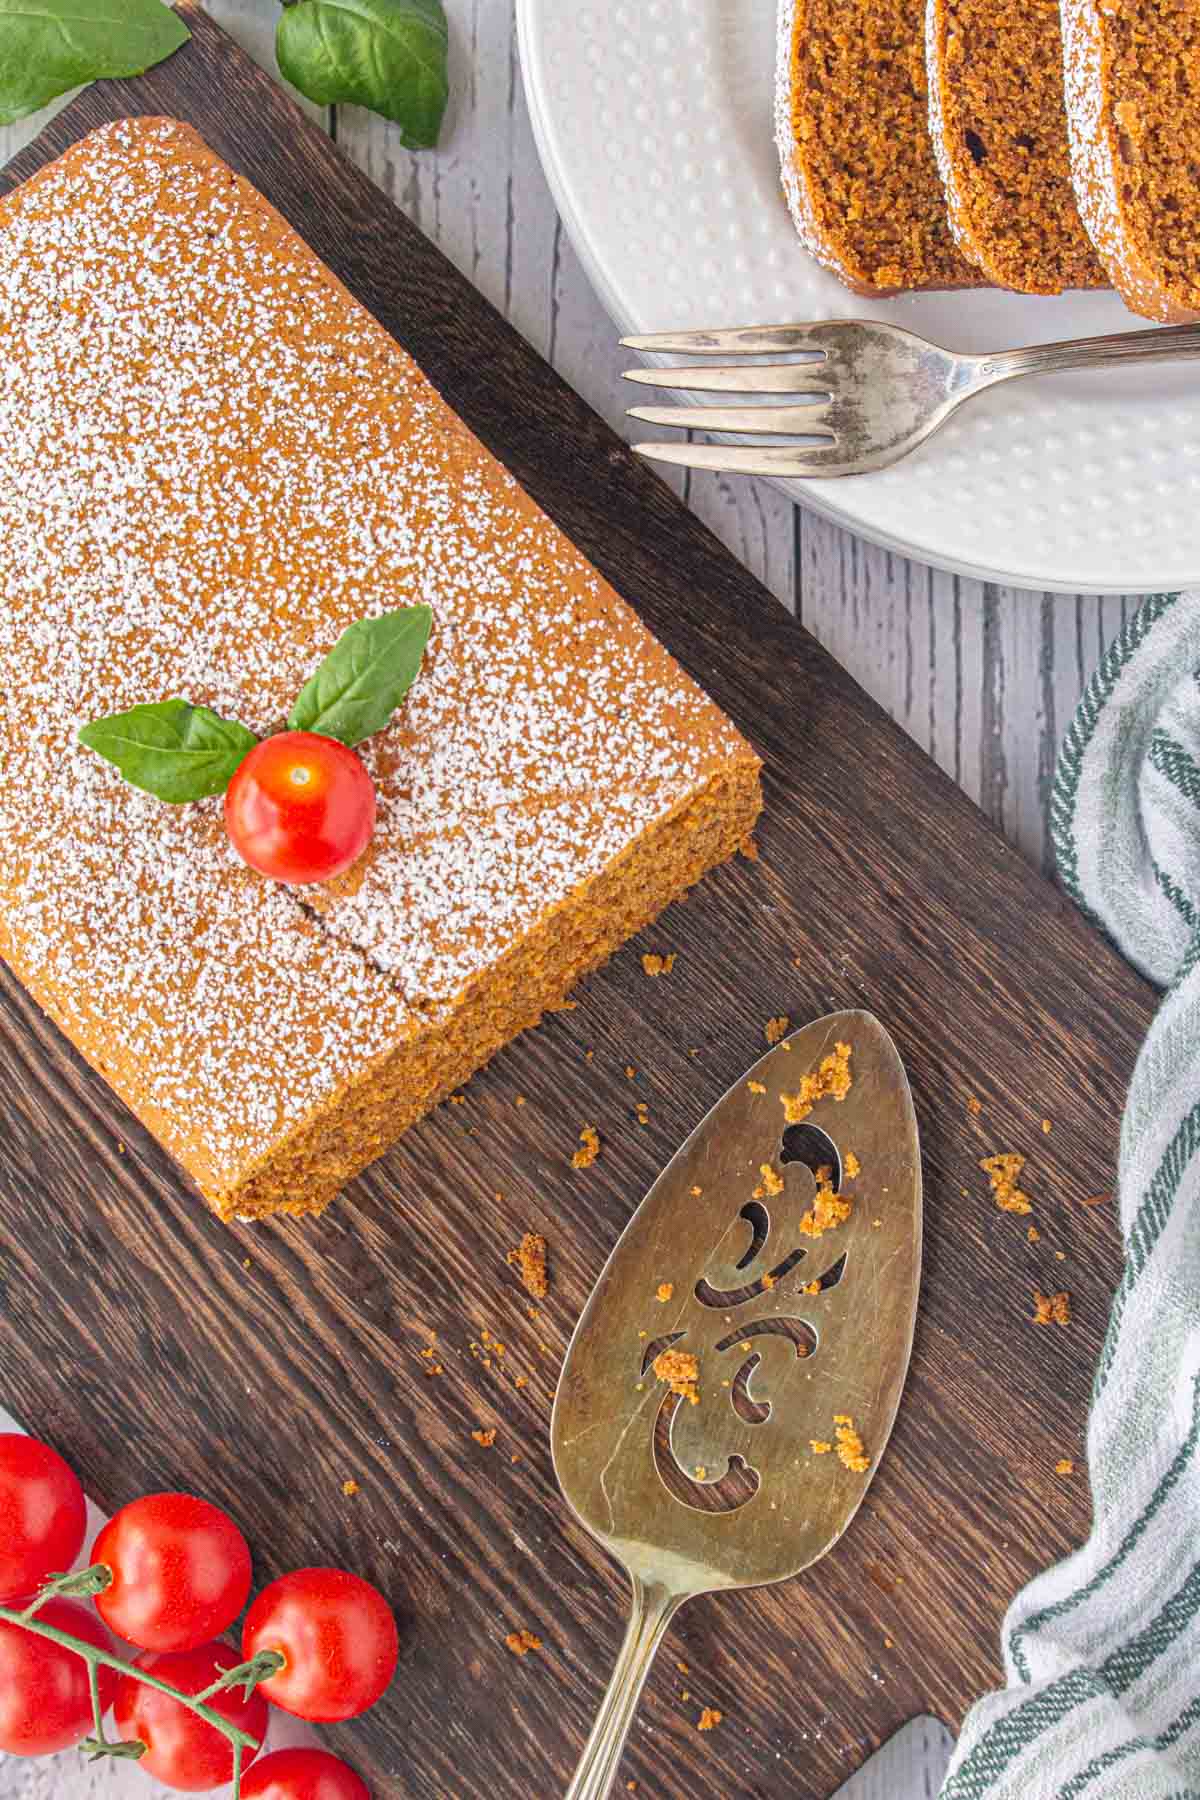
[0,12,1153,1797]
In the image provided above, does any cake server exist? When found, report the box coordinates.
[552,1008,921,1800]
[622,316,1200,476]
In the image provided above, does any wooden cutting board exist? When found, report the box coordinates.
[0,12,1153,1797]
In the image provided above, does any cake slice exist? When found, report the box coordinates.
[775,0,982,294]
[926,0,1105,293]
[1061,0,1200,320]
[0,118,762,1222]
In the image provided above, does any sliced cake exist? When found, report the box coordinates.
[775,0,982,294]
[926,0,1105,293]
[1061,0,1200,320]
[0,118,762,1222]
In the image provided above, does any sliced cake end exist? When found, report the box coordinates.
[775,0,983,295]
[926,0,1105,293]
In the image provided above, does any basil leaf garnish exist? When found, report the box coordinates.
[288,605,432,747]
[78,701,258,803]
[0,0,190,128]
[276,0,448,149]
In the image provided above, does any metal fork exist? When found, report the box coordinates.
[622,318,1200,478]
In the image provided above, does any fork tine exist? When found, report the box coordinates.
[626,401,834,434]
[633,441,849,478]
[620,323,832,355]
[622,363,832,395]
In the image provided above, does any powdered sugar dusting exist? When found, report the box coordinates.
[0,118,752,1203]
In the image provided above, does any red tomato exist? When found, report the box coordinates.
[242,1746,371,1799]
[0,1433,86,1602]
[242,1568,398,1722]
[0,1596,117,1755]
[224,732,375,884]
[113,1641,267,1791]
[92,1492,252,1653]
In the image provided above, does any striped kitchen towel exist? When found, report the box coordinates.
[942,589,1200,1800]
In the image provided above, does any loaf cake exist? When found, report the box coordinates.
[1061,0,1200,320]
[775,0,981,293]
[0,118,762,1222]
[926,0,1105,293]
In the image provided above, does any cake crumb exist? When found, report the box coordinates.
[693,1464,707,1480]
[800,1165,851,1238]
[641,952,676,978]
[341,1479,359,1497]
[844,1151,861,1179]
[781,1041,853,1124]
[507,1232,549,1299]
[1055,1458,1075,1475]
[515,1094,527,1107]
[765,1015,790,1044]
[834,1414,871,1473]
[472,1428,496,1447]
[676,1661,689,1674]
[690,1184,703,1196]
[571,1125,601,1169]
[810,1439,832,1454]
[1042,1118,1053,1133]
[966,1095,982,1116]
[656,1282,674,1302]
[624,1065,637,1079]
[747,1080,767,1094]
[1033,1289,1071,1326]
[981,1153,1033,1214]
[505,1630,542,1657]
[754,1162,784,1198]
[803,1279,821,1295]
[654,1347,700,1405]
[697,1708,722,1732]
[1027,1225,1040,1243]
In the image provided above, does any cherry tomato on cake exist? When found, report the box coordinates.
[241,1567,398,1722]
[0,1432,86,1601]
[224,731,376,884]
[92,1491,252,1654]
[113,1641,268,1791]
[0,1596,117,1755]
[242,1747,371,1800]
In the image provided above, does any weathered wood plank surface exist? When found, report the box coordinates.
[0,3,1144,1800]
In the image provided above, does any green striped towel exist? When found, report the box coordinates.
[942,589,1200,1800]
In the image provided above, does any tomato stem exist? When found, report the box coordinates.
[195,1648,285,1704]
[0,1601,262,1798]
[20,1562,112,1614]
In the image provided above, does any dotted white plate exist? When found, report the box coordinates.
[516,0,1200,593]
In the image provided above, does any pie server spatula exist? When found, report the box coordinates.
[551,1009,922,1799]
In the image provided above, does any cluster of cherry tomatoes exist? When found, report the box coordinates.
[0,1434,398,1797]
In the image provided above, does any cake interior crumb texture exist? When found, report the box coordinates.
[776,0,981,293]
[926,0,1105,293]
[0,118,762,1221]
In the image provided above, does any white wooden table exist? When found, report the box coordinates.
[0,3,1140,1792]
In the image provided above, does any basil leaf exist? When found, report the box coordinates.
[276,0,448,149]
[78,700,257,803]
[0,0,190,128]
[288,605,432,747]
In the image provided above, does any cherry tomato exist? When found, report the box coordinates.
[0,1596,117,1755]
[113,1641,267,1791]
[242,1568,398,1722]
[0,1433,86,1601]
[224,732,375,885]
[92,1492,252,1654]
[242,1746,371,1799]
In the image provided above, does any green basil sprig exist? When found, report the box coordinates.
[277,0,448,148]
[0,0,190,128]
[79,606,433,804]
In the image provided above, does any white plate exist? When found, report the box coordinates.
[516,0,1200,593]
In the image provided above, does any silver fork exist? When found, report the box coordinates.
[622,318,1200,478]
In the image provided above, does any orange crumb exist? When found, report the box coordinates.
[781,1041,853,1124]
[747,1080,767,1094]
[1042,1118,1053,1134]
[504,1630,542,1657]
[449,1094,465,1106]
[765,1015,790,1044]
[1032,1289,1071,1326]
[844,1151,861,1179]
[515,1094,527,1107]
[762,1272,776,1289]
[697,1708,722,1732]
[584,1049,594,1062]
[507,1231,549,1299]
[689,1184,703,1197]
[1027,1225,1040,1243]
[740,835,759,861]
[656,1282,674,1302]
[834,1415,871,1473]
[800,1164,851,1238]
[641,952,676,977]
[676,1661,689,1674]
[810,1439,832,1454]
[624,1065,637,1079]
[1055,1458,1075,1475]
[242,1258,252,1271]
[803,1279,821,1295]
[571,1125,601,1169]
[693,1465,707,1480]
[966,1094,982,1116]
[472,1428,496,1448]
[341,1479,359,1497]
[654,1347,700,1404]
[635,1103,650,1126]
[754,1162,784,1199]
[981,1153,1033,1214]
[1055,1250,1067,1262]
[514,1375,528,1389]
